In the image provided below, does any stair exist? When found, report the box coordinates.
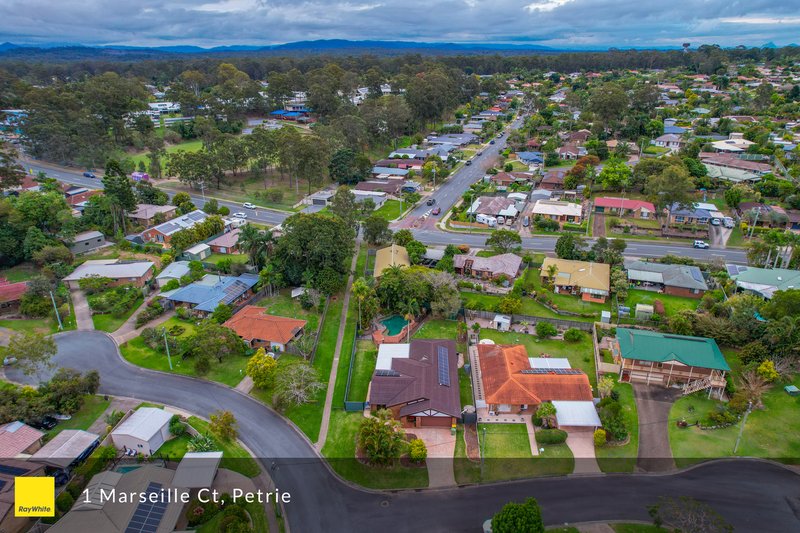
[682,377,712,395]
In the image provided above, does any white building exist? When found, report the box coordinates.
[110,408,172,456]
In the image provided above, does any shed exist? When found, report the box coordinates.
[30,429,100,469]
[184,243,211,261]
[110,408,172,455]
[156,261,191,288]
[552,401,601,428]
[171,451,222,489]
[69,230,106,254]
[493,314,511,331]
[635,304,654,321]
[601,311,611,323]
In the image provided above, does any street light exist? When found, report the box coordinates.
[163,327,173,370]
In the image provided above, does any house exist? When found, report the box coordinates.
[141,210,208,248]
[491,172,533,187]
[183,242,211,261]
[62,185,101,207]
[515,151,545,165]
[68,230,106,254]
[477,344,593,414]
[0,460,46,533]
[614,328,729,397]
[206,228,241,254]
[467,196,519,220]
[30,429,100,470]
[624,260,709,298]
[49,466,187,533]
[426,133,477,146]
[710,133,755,153]
[667,202,714,225]
[110,407,172,455]
[374,244,411,277]
[0,421,44,457]
[155,261,191,288]
[63,259,154,289]
[539,171,566,191]
[531,200,583,223]
[700,153,771,183]
[653,134,685,151]
[223,305,306,352]
[565,129,591,144]
[374,158,426,170]
[368,339,461,428]
[305,191,335,207]
[540,258,611,301]
[593,197,656,219]
[371,166,410,178]
[129,204,177,227]
[726,264,800,299]
[0,279,28,308]
[556,143,586,160]
[161,273,259,314]
[354,180,405,196]
[453,253,522,280]
[352,189,387,209]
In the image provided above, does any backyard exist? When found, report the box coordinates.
[460,291,597,323]
[520,268,612,317]
[255,290,323,334]
[0,262,39,282]
[594,378,639,472]
[623,289,700,317]
[204,253,250,266]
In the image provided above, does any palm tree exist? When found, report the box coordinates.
[546,263,559,280]
[351,277,372,330]
[403,298,420,343]
[259,263,283,298]
[237,224,273,270]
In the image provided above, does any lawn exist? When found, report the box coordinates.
[623,290,700,318]
[128,139,203,167]
[455,424,574,483]
[204,253,250,265]
[595,378,639,472]
[668,373,800,468]
[196,501,267,533]
[158,434,189,461]
[460,291,597,323]
[46,395,110,439]
[611,525,669,533]
[726,225,746,248]
[321,410,429,489]
[118,317,251,387]
[344,340,376,403]
[188,416,261,477]
[508,160,530,171]
[371,200,404,221]
[0,317,61,335]
[91,297,143,333]
[521,268,611,317]
[0,263,39,282]
[479,328,597,388]
[332,286,360,406]
[255,291,322,334]
[413,319,466,352]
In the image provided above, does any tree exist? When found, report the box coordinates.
[555,233,584,260]
[186,321,245,364]
[597,158,632,191]
[210,303,233,324]
[724,185,746,209]
[588,82,629,131]
[645,165,695,212]
[649,496,733,533]
[393,229,414,246]
[736,369,770,409]
[427,271,460,318]
[258,263,283,299]
[598,376,615,399]
[536,402,557,428]
[535,321,557,339]
[274,362,324,407]
[292,332,316,360]
[329,186,359,229]
[328,148,368,185]
[762,289,800,319]
[363,215,392,245]
[406,240,427,264]
[209,410,238,440]
[238,223,273,270]
[491,497,544,533]
[357,408,405,465]
[7,332,57,381]
[0,140,25,191]
[408,438,427,463]
[246,348,278,388]
[485,229,522,254]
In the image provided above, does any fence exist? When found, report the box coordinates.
[465,308,594,331]
[308,297,330,364]
[343,243,370,411]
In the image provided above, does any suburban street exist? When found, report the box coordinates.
[6,331,800,533]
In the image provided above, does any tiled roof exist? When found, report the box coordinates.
[0,280,28,303]
[0,421,43,457]
[223,306,306,344]
[453,253,522,279]
[594,197,656,212]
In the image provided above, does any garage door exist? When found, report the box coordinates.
[312,199,327,206]
[420,417,452,427]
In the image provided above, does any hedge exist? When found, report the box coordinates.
[534,428,568,444]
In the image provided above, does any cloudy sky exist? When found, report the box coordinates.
[1,0,799,48]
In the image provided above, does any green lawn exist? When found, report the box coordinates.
[668,374,800,468]
[344,340,376,403]
[508,160,530,171]
[0,317,61,335]
[413,319,466,352]
[91,297,143,333]
[119,317,250,387]
[46,395,110,439]
[595,379,639,472]
[371,200,404,221]
[332,286,360,406]
[188,416,261,477]
[611,525,669,533]
[479,328,596,388]
[321,410,429,489]
[460,290,598,323]
[158,435,190,461]
[455,424,574,484]
[255,291,322,334]
[204,253,250,265]
[0,263,39,282]
[129,139,203,167]
[623,290,700,318]
[522,269,611,317]
[196,501,267,533]
[726,225,746,248]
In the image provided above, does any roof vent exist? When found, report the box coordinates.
[777,277,783,281]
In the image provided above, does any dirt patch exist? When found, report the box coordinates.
[464,424,480,462]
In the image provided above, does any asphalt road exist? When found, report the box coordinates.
[8,331,800,533]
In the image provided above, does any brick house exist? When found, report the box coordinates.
[141,210,208,248]
[624,260,708,298]
[223,305,306,352]
[593,197,656,219]
[453,253,522,281]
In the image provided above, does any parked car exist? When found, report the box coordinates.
[523,216,530,227]
[28,416,58,430]
[505,217,513,226]
[711,218,721,226]
[465,160,472,166]
[723,217,735,229]
[232,212,248,219]
[693,240,709,249]
[489,140,495,144]
[432,207,441,215]
[82,172,96,179]
[476,151,483,156]
[243,202,256,209]
[426,198,436,206]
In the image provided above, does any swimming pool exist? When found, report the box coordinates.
[381,315,409,336]
[115,465,142,473]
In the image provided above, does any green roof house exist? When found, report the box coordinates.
[614,328,729,398]
[726,264,800,299]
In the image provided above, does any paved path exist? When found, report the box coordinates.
[235,376,254,394]
[111,309,175,344]
[565,429,601,474]
[592,213,606,238]
[524,416,540,456]
[633,384,679,472]
[71,290,94,331]
[0,326,12,346]
[87,396,140,435]
[315,241,360,450]
[410,427,457,488]
[5,331,800,533]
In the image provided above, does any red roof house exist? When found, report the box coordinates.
[593,197,656,219]
[223,305,307,352]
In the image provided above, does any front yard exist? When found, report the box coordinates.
[594,378,639,472]
[45,395,110,439]
[371,199,404,221]
[91,296,143,333]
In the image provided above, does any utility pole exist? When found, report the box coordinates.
[748,208,759,239]
[49,291,63,330]
[163,327,173,370]
[733,401,752,455]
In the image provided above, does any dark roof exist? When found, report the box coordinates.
[624,260,709,291]
[369,339,461,418]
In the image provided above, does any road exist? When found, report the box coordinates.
[7,331,800,533]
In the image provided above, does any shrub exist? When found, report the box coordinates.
[105,409,125,426]
[652,299,665,315]
[593,428,607,447]
[739,340,769,365]
[185,499,220,526]
[707,405,737,426]
[170,415,187,437]
[56,491,75,513]
[756,360,779,382]
[563,328,583,342]
[66,481,83,500]
[534,428,567,444]
[408,438,427,463]
[535,321,557,339]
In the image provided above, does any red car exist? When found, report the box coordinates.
[432,207,441,215]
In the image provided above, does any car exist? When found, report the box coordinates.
[523,216,530,227]
[232,212,248,219]
[243,202,256,209]
[29,416,58,431]
[432,207,441,216]
[693,240,709,249]
[465,160,472,166]
[723,217,735,229]
[426,198,436,206]
[506,217,513,226]
[711,218,721,226]
[83,171,96,179]
[489,140,495,144]
[476,151,483,156]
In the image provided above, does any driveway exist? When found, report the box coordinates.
[410,427,456,488]
[563,428,601,474]
[70,290,94,330]
[592,213,606,238]
[709,224,732,248]
[7,332,800,532]
[632,384,680,472]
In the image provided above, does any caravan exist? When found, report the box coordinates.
[476,214,497,227]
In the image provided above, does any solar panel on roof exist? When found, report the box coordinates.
[125,482,167,533]
[0,464,30,476]
[375,369,400,377]
[437,346,450,386]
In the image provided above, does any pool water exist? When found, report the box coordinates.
[116,465,142,473]
[381,315,409,336]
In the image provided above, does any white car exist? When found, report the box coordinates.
[232,212,248,219]
[243,202,256,209]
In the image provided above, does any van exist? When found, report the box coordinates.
[506,217,513,226]
[523,216,530,227]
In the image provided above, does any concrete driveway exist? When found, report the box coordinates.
[632,384,680,472]
[70,290,94,330]
[410,427,456,488]
[563,428,601,474]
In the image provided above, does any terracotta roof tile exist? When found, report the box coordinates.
[223,306,306,345]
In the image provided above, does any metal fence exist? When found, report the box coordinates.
[465,308,594,331]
